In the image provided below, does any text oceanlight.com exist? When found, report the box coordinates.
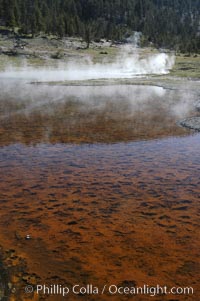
[24,284,194,297]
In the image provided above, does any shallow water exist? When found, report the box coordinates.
[0,82,196,145]
[0,80,200,300]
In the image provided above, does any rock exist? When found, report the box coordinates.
[179,117,200,131]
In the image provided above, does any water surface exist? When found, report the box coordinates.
[0,80,199,300]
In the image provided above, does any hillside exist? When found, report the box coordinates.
[0,0,200,52]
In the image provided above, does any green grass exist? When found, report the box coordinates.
[171,54,200,78]
[76,45,119,63]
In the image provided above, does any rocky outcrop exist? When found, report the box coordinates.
[179,117,200,131]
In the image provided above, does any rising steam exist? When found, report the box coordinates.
[0,33,175,82]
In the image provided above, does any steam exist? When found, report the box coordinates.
[0,33,175,82]
[0,80,198,121]
[0,70,199,146]
[0,53,174,82]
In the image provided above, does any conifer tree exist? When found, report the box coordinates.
[0,0,199,53]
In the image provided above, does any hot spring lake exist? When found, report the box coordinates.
[0,75,200,300]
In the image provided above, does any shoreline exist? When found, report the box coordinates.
[179,117,200,132]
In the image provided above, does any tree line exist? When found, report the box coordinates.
[0,0,199,52]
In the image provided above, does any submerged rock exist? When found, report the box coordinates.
[25,235,31,240]
[179,117,200,131]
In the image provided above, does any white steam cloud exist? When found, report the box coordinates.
[0,33,175,82]
[0,53,175,82]
[0,80,198,121]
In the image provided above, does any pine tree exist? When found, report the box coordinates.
[0,0,199,53]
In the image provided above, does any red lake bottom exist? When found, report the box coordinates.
[0,83,199,300]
